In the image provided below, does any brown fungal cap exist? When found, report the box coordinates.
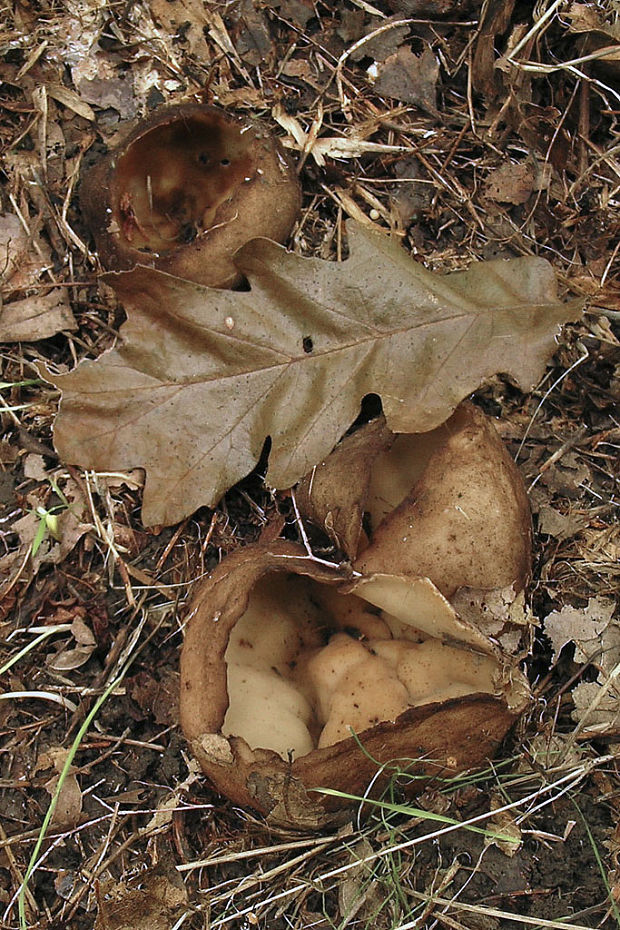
[80,103,301,288]
[296,416,394,556]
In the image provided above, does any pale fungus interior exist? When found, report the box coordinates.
[364,415,459,530]
[114,113,255,253]
[223,572,500,760]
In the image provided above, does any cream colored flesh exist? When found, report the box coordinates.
[222,575,501,759]
[366,425,452,528]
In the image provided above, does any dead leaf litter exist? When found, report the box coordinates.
[0,1,619,928]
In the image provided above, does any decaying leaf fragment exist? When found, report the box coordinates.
[544,598,616,667]
[37,747,83,829]
[45,223,580,526]
[94,863,187,930]
[180,540,530,829]
[373,46,440,116]
[0,212,76,341]
[544,598,620,737]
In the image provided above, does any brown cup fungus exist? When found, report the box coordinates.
[80,103,301,288]
[180,403,533,827]
[180,539,530,829]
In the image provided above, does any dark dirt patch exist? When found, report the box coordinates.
[411,788,617,928]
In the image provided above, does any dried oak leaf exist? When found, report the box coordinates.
[44,224,581,526]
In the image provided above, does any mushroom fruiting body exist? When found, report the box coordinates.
[180,541,530,829]
[180,404,534,828]
[80,103,301,288]
[298,402,532,598]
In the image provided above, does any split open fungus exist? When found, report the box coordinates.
[180,404,533,828]
[80,103,301,288]
[297,402,532,597]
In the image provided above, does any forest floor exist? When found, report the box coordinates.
[0,1,619,928]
